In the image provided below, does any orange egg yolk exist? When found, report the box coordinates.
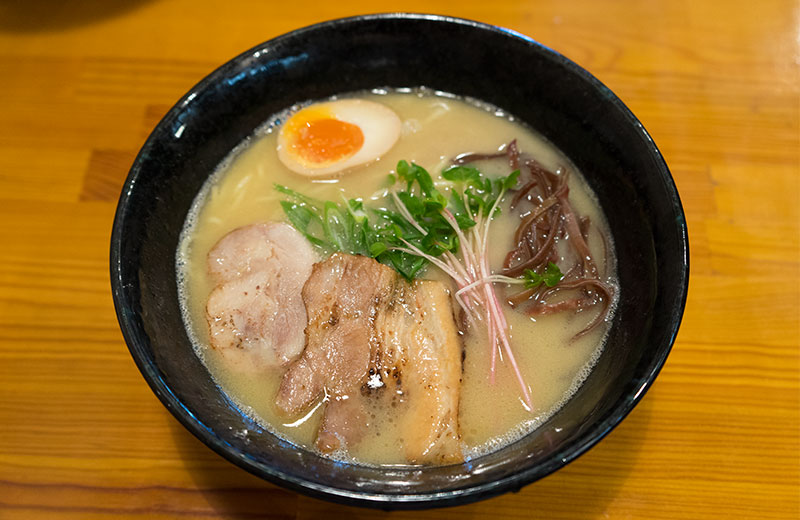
[289,118,364,165]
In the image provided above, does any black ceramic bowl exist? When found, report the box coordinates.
[111,13,688,509]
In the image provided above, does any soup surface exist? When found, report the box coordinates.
[178,89,617,465]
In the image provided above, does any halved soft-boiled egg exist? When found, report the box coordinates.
[277,99,401,177]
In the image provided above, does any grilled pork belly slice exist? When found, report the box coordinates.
[376,280,463,464]
[275,253,396,416]
[276,253,463,463]
[205,222,315,370]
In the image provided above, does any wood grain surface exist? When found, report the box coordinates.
[1,0,798,518]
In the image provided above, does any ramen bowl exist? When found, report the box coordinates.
[110,13,688,509]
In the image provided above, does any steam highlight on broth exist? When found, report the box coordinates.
[177,88,618,466]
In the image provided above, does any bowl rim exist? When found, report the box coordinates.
[110,12,689,509]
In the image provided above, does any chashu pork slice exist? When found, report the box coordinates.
[205,222,315,371]
[275,253,396,415]
[276,253,463,463]
[376,280,463,465]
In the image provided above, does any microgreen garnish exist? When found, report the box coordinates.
[523,263,564,289]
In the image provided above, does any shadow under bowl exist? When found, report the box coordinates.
[110,13,688,510]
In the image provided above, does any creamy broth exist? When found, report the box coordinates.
[177,90,616,465]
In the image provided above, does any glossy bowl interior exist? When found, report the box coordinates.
[111,14,688,509]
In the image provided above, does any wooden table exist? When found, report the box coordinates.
[1,1,797,518]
